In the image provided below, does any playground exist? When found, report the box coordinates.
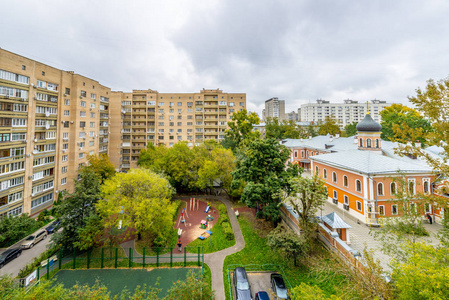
[53,267,200,298]
[175,198,220,245]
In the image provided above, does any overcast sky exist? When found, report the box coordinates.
[2,0,449,116]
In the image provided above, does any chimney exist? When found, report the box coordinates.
[354,136,358,144]
[309,136,312,140]
[415,141,421,148]
[335,133,340,138]
[329,135,333,142]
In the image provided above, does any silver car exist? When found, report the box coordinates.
[21,231,47,249]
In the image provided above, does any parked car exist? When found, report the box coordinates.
[234,267,252,300]
[21,231,47,249]
[271,273,289,299]
[0,248,22,268]
[46,219,61,234]
[255,291,270,300]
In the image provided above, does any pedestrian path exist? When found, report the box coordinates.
[120,195,244,300]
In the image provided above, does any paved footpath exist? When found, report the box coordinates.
[121,195,244,300]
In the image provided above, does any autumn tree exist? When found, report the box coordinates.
[85,154,116,183]
[379,103,432,144]
[231,138,302,222]
[267,224,308,266]
[318,117,341,136]
[344,122,358,137]
[196,147,235,194]
[221,109,260,152]
[96,168,176,245]
[284,173,327,241]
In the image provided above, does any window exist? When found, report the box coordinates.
[90,112,95,118]
[315,166,319,174]
[89,141,94,147]
[333,190,338,200]
[343,176,348,187]
[392,204,398,215]
[359,138,363,147]
[80,111,86,117]
[177,102,182,106]
[65,88,70,95]
[375,139,379,148]
[377,183,384,196]
[90,122,95,128]
[64,110,70,116]
[356,180,362,192]
[390,182,396,195]
[90,93,96,99]
[423,180,430,194]
[332,172,337,183]
[80,101,86,107]
[64,99,70,105]
[63,132,69,139]
[80,121,85,128]
[344,195,349,205]
[62,143,68,150]
[367,139,372,148]
[158,102,164,106]
[61,178,67,185]
[229,102,235,107]
[62,155,68,162]
[61,166,67,173]
[379,205,385,216]
[356,201,362,211]
[79,153,84,159]
[408,179,415,195]
[294,151,298,158]
[81,90,86,97]
[323,169,327,179]
[90,103,96,109]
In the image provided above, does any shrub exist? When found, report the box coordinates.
[222,221,234,240]
[0,214,41,248]
[18,245,59,278]
[217,204,227,215]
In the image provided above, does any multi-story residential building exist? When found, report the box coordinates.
[300,99,395,128]
[263,97,285,121]
[109,89,246,171]
[0,49,111,217]
[286,110,299,122]
[283,110,443,226]
[0,49,246,216]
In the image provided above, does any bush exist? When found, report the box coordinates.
[222,221,234,240]
[18,245,59,278]
[0,214,41,248]
[217,204,227,215]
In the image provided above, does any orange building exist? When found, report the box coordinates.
[283,111,443,226]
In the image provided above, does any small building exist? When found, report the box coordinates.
[321,212,351,243]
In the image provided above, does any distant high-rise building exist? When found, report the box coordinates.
[286,111,299,122]
[300,99,396,128]
[263,97,285,121]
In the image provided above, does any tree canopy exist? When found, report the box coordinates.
[344,122,358,137]
[96,168,176,246]
[265,117,301,140]
[379,103,432,144]
[221,109,260,152]
[84,154,116,183]
[318,117,341,136]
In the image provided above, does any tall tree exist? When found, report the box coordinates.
[164,270,215,300]
[52,168,102,250]
[221,109,261,152]
[379,103,432,143]
[231,138,301,222]
[85,154,116,183]
[344,122,358,137]
[267,224,309,266]
[318,117,341,136]
[196,147,235,194]
[284,173,327,241]
[96,169,176,245]
[265,117,301,140]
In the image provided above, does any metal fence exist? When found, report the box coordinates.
[21,246,204,288]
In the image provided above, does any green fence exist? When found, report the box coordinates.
[225,264,292,300]
[21,246,204,288]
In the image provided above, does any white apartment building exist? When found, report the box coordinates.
[300,99,395,128]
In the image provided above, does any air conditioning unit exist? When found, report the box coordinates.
[82,137,86,140]
[77,142,80,146]
[33,97,37,100]
[61,120,65,123]
[22,139,27,143]
[26,154,31,157]
[90,108,92,111]
[79,147,82,150]
[33,85,37,89]
[70,121,74,124]
[332,199,338,205]
[64,93,68,96]
[34,139,38,142]
[55,190,58,193]
[28,176,33,180]
[80,96,84,99]
[343,204,350,211]
[45,112,50,117]
[62,149,66,153]
[20,98,25,102]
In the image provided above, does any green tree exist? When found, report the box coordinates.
[379,103,432,143]
[52,168,102,250]
[196,147,235,194]
[291,283,341,300]
[137,142,168,171]
[96,168,175,245]
[0,214,40,248]
[73,213,104,250]
[164,270,215,300]
[267,224,308,266]
[221,109,260,152]
[232,138,301,222]
[318,117,341,136]
[306,123,318,137]
[265,118,301,140]
[84,154,116,183]
[284,174,327,241]
[344,122,358,137]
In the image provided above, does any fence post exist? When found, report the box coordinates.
[184,247,186,267]
[129,248,132,268]
[37,266,40,281]
[46,257,50,279]
[115,248,118,269]
[156,247,160,268]
[197,247,200,266]
[58,249,62,270]
[87,249,91,269]
[101,248,104,269]
[73,248,76,269]
[170,247,173,268]
[143,247,146,268]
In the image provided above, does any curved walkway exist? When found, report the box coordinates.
[120,195,245,300]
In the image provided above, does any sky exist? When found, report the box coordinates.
[2,0,449,116]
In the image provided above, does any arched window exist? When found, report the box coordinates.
[294,151,298,158]
[359,138,363,147]
[390,182,396,195]
[424,181,429,194]
[356,180,362,192]
[323,169,327,179]
[332,172,337,183]
[343,175,348,187]
[375,139,379,148]
[315,166,319,174]
[378,183,384,196]
[367,139,372,148]
[409,180,415,195]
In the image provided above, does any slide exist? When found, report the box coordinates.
[204,205,210,213]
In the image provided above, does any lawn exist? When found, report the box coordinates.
[223,212,350,299]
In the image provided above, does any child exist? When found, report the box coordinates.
[177,239,182,252]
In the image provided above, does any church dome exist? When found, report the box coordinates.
[356,113,382,132]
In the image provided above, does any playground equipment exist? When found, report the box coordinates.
[198,230,213,240]
[200,220,207,229]
[190,198,199,211]
[177,208,187,227]
[204,205,210,213]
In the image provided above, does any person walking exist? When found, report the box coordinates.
[177,239,182,252]
[427,213,433,224]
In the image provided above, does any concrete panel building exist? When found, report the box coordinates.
[263,97,285,121]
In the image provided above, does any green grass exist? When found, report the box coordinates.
[223,214,349,300]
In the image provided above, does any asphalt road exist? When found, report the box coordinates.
[0,231,54,278]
